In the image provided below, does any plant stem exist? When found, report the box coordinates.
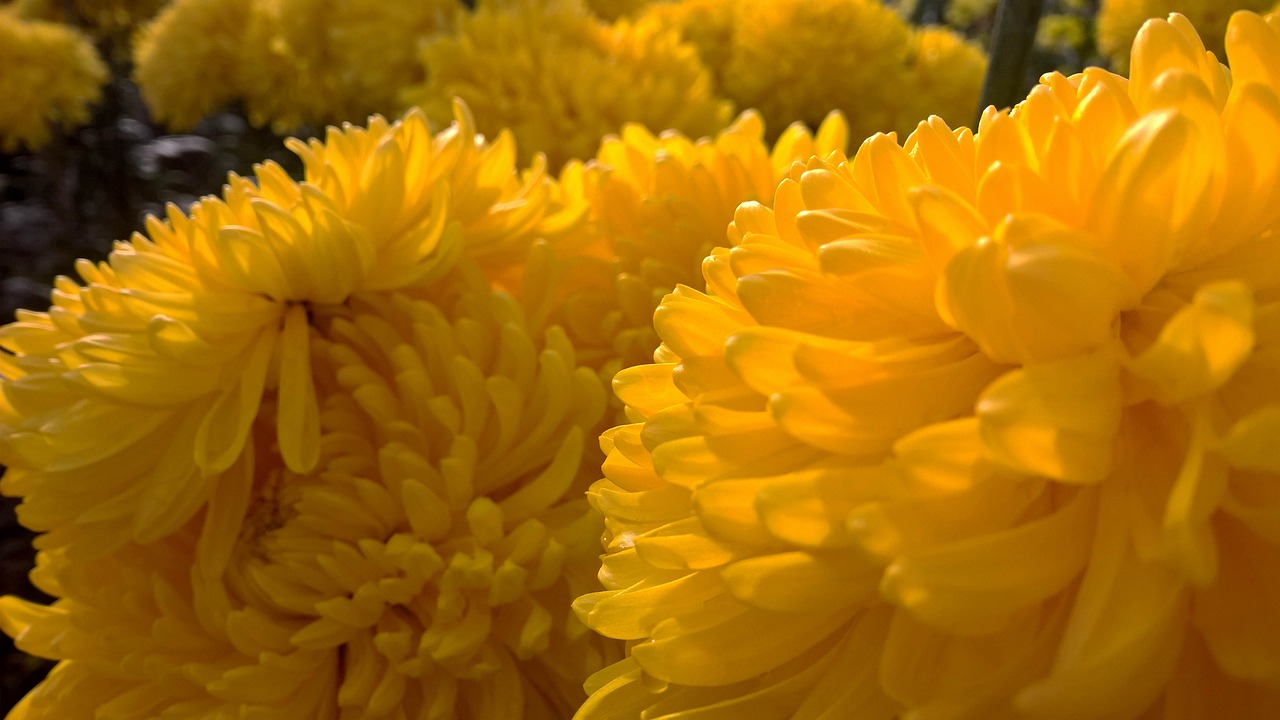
[976,0,1046,124]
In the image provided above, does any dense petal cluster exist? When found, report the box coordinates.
[544,110,847,382]
[1098,0,1272,68]
[576,11,1280,719]
[400,0,732,169]
[0,11,107,152]
[0,104,616,717]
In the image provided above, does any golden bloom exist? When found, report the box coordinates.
[544,109,847,381]
[0,11,106,152]
[577,11,1280,718]
[721,0,987,142]
[400,0,732,169]
[2,264,618,717]
[1098,0,1273,69]
[132,0,253,130]
[0,105,558,558]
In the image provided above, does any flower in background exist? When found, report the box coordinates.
[894,26,989,134]
[133,0,253,130]
[584,0,661,21]
[1098,0,1272,69]
[639,0,735,84]
[133,0,458,132]
[576,11,1280,718]
[1,104,621,717]
[400,0,732,169]
[542,110,847,383]
[680,0,987,143]
[0,11,107,152]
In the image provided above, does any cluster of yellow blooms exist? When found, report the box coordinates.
[4,7,1280,720]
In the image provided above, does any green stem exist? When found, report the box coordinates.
[975,0,1046,124]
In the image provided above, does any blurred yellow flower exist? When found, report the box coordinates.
[0,105,556,558]
[0,11,106,152]
[400,0,732,169]
[133,0,457,131]
[720,0,987,143]
[577,11,1280,718]
[133,0,253,130]
[1098,0,1272,69]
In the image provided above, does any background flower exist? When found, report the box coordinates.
[400,0,732,169]
[0,11,107,152]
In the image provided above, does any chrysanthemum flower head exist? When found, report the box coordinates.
[0,103,560,558]
[0,11,107,152]
[1098,0,1272,69]
[544,109,848,381]
[400,0,732,169]
[576,10,1280,718]
[132,0,253,130]
[2,104,621,717]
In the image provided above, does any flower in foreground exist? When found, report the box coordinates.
[0,10,107,152]
[400,0,732,169]
[0,104,560,558]
[576,11,1280,718]
[1,105,619,716]
[2,266,615,717]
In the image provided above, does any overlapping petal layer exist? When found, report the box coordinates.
[577,11,1280,718]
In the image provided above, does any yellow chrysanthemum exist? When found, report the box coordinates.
[0,11,106,152]
[544,110,847,383]
[132,0,252,130]
[2,263,617,718]
[0,105,562,559]
[721,0,987,142]
[1098,0,1272,69]
[577,11,1280,718]
[400,0,732,169]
